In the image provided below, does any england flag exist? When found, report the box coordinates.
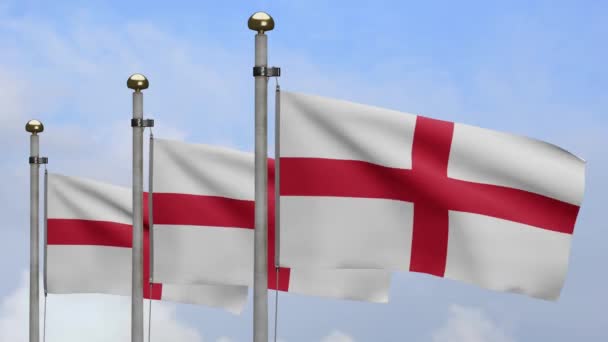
[278,91,586,300]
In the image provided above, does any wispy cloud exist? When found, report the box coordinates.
[320,330,355,342]
[432,305,515,342]
[0,271,203,342]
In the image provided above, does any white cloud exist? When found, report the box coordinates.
[0,272,203,342]
[320,330,355,342]
[215,337,233,342]
[432,305,515,342]
[0,10,249,152]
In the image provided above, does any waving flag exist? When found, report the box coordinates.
[278,91,585,300]
[45,173,248,314]
[152,138,391,303]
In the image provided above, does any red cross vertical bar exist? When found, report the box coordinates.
[408,116,454,276]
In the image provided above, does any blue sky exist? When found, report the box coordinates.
[0,0,606,341]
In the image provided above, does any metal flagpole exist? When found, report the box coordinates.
[127,74,153,342]
[26,119,47,342]
[248,11,279,342]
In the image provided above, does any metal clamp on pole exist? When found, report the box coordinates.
[253,66,281,77]
[29,157,48,165]
[131,118,155,128]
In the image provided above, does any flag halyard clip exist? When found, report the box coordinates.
[253,66,281,77]
[29,156,48,164]
[131,118,155,128]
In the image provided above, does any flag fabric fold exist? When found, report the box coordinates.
[45,173,248,314]
[278,91,586,300]
[152,138,391,303]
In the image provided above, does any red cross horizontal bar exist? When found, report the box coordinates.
[279,157,579,234]
[47,217,163,299]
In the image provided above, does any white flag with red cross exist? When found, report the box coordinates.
[151,138,391,303]
[278,91,586,300]
[45,173,249,314]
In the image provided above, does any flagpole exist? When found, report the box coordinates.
[249,12,276,342]
[128,74,150,342]
[26,119,47,342]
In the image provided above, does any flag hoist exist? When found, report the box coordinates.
[127,74,154,342]
[26,119,47,342]
[248,11,280,342]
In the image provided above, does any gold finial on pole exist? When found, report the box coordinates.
[25,119,44,134]
[127,74,149,92]
[248,12,274,33]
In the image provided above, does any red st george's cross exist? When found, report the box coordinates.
[280,116,581,277]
